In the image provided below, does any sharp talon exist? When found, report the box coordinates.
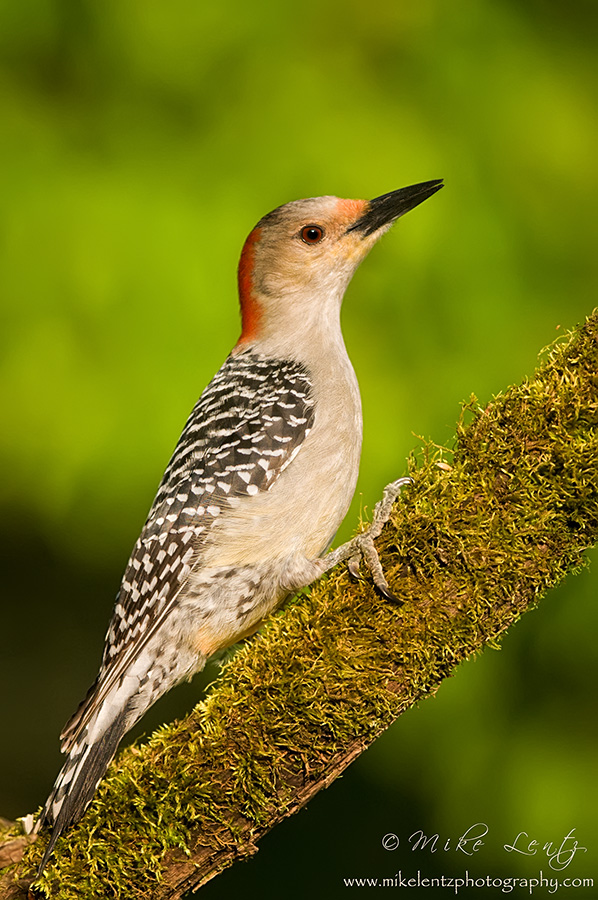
[376,583,402,604]
[329,477,411,600]
[348,555,362,580]
[386,476,412,495]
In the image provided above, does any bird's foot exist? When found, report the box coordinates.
[321,477,412,602]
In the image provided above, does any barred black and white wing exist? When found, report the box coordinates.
[61,349,314,748]
[37,350,314,863]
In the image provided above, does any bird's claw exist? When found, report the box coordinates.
[369,477,413,541]
[376,582,401,604]
[347,553,362,581]
[320,477,411,604]
[355,531,402,604]
[348,477,411,601]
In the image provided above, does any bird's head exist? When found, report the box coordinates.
[235,180,443,351]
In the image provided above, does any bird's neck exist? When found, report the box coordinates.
[235,284,350,366]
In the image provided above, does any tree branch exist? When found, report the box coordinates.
[2,312,597,899]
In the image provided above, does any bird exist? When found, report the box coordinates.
[34,179,443,874]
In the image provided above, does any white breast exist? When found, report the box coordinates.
[201,340,362,569]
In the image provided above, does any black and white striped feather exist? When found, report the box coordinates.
[38,349,314,854]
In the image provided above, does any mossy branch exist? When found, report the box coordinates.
[2,312,597,899]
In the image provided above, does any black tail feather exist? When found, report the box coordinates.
[37,709,128,876]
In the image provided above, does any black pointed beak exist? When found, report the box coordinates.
[348,179,444,236]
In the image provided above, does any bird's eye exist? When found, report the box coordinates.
[300,225,324,244]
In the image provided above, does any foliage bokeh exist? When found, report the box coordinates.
[1,1,596,896]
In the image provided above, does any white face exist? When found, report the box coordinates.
[247,195,388,300]
[235,182,442,353]
[234,193,406,355]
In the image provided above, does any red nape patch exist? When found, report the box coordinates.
[235,226,262,347]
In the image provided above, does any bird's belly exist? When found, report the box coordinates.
[179,558,296,657]
[180,352,363,655]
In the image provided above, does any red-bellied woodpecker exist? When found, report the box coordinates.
[34,180,443,873]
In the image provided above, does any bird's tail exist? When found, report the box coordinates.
[35,707,128,876]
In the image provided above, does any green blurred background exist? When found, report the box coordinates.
[1,1,596,896]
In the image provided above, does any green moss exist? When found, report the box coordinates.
[14,312,598,898]
[0,822,18,844]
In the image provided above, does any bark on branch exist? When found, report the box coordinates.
[2,312,597,900]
